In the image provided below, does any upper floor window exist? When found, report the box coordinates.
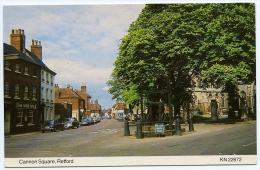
[4,82,10,97]
[33,68,37,78]
[15,84,20,98]
[50,90,53,102]
[46,88,49,101]
[51,75,53,85]
[5,61,11,70]
[32,87,37,100]
[46,73,49,84]
[24,66,29,75]
[15,64,20,73]
[24,86,29,99]
[42,71,45,81]
[41,87,44,100]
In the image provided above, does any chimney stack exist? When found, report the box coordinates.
[31,39,42,60]
[81,83,86,93]
[10,29,25,51]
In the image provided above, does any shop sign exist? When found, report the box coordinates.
[16,102,36,109]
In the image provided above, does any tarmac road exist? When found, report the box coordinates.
[4,119,257,157]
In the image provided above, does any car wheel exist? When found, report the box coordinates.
[61,127,64,131]
[42,130,45,133]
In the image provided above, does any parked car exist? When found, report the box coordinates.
[94,116,101,123]
[107,115,111,119]
[80,118,89,126]
[64,117,80,129]
[41,119,64,133]
[87,117,94,125]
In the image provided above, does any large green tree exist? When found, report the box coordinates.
[108,3,255,120]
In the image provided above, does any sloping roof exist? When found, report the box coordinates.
[58,88,85,101]
[3,43,56,75]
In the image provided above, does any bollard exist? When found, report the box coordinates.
[124,117,130,136]
[188,115,194,131]
[175,114,182,136]
[136,118,144,139]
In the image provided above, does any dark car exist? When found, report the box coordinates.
[64,117,80,129]
[41,119,64,133]
[87,117,94,125]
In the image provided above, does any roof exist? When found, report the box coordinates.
[58,88,85,101]
[3,43,56,75]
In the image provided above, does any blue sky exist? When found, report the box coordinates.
[2,4,145,109]
[1,0,259,110]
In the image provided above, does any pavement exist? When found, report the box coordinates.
[127,118,257,138]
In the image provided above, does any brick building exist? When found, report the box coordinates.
[90,99,101,117]
[4,29,48,134]
[55,84,86,120]
[75,84,92,117]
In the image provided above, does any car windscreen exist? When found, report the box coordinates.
[44,120,54,124]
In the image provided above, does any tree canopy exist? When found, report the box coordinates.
[107,3,255,116]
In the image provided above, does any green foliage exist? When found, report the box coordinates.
[108,3,255,107]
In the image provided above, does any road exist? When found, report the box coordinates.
[4,119,257,157]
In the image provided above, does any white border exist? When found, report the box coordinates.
[1,0,259,170]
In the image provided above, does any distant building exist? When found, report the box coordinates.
[55,84,86,120]
[111,101,126,119]
[90,99,101,117]
[75,84,92,117]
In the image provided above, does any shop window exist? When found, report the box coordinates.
[15,64,20,73]
[24,86,29,99]
[16,110,23,126]
[32,87,37,100]
[15,84,20,99]
[28,110,34,125]
[4,82,10,97]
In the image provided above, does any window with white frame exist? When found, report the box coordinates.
[24,66,29,75]
[46,88,49,101]
[46,73,49,84]
[28,110,34,124]
[32,87,36,100]
[24,86,29,99]
[4,82,10,97]
[51,75,53,85]
[41,87,44,100]
[15,84,20,98]
[5,61,11,70]
[51,90,53,102]
[16,110,23,125]
[33,68,37,77]
[15,64,20,73]
[42,70,44,81]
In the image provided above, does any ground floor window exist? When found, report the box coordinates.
[28,110,34,125]
[16,110,23,126]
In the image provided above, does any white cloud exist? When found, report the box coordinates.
[45,58,113,86]
[102,86,110,91]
